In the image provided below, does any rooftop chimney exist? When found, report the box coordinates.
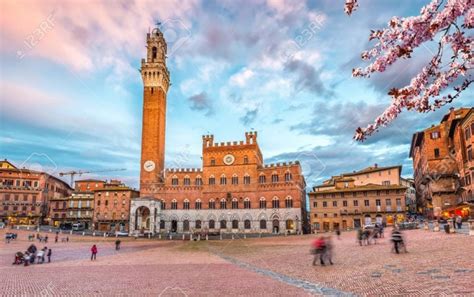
[374,163,378,168]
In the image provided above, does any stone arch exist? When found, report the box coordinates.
[218,213,228,221]
[135,206,151,231]
[258,212,268,221]
[283,212,296,220]
[230,213,240,221]
[242,213,253,221]
[207,213,217,221]
[181,213,191,221]
[270,213,280,220]
[169,214,179,222]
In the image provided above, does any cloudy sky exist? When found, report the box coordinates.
[1,0,473,189]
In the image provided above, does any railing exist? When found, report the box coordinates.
[0,185,41,191]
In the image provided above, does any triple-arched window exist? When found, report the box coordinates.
[244,198,251,209]
[272,196,280,209]
[183,199,190,210]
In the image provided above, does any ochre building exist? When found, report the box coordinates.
[130,27,307,235]
[0,159,72,225]
[309,164,406,232]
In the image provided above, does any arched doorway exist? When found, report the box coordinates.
[244,220,251,230]
[272,219,279,233]
[232,220,239,229]
[183,220,190,232]
[375,214,383,225]
[220,220,227,229]
[364,214,372,225]
[171,220,178,232]
[286,219,294,231]
[135,206,150,233]
[209,219,215,229]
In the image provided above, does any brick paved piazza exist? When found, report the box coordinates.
[1,229,473,296]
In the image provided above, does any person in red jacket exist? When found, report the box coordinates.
[90,244,98,261]
[311,236,326,266]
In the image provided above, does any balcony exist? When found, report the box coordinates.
[66,214,93,219]
[0,185,41,191]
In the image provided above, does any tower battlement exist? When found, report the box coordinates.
[203,132,258,149]
[166,168,203,173]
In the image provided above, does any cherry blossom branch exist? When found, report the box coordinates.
[344,0,473,141]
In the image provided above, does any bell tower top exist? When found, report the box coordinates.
[146,27,167,63]
[141,25,170,92]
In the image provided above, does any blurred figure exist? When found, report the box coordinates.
[456,216,462,229]
[312,236,326,266]
[36,248,44,264]
[115,239,121,250]
[357,228,363,246]
[335,227,341,239]
[324,236,334,265]
[47,248,52,263]
[391,227,407,254]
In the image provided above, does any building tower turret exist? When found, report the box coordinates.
[140,26,170,194]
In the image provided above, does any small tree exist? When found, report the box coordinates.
[344,0,473,140]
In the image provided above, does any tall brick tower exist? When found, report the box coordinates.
[139,27,170,194]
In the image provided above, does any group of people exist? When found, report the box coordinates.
[28,233,49,243]
[311,224,408,266]
[13,244,52,266]
[311,236,334,266]
[356,223,384,246]
[5,232,17,243]
[27,232,69,243]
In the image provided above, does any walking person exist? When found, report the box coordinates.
[90,244,98,261]
[456,216,462,229]
[45,235,48,243]
[391,227,405,254]
[357,228,363,246]
[47,248,52,263]
[324,236,334,265]
[36,248,44,264]
[312,236,326,266]
[115,239,121,251]
[55,235,58,243]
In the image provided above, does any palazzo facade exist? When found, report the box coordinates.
[130,27,307,235]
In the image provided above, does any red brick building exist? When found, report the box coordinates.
[0,159,72,225]
[410,107,473,218]
[450,108,474,218]
[94,180,139,232]
[130,27,307,235]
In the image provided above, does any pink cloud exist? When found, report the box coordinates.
[0,0,198,72]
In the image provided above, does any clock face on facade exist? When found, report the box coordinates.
[144,160,156,172]
[223,154,235,165]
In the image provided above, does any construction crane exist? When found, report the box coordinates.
[59,168,126,187]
